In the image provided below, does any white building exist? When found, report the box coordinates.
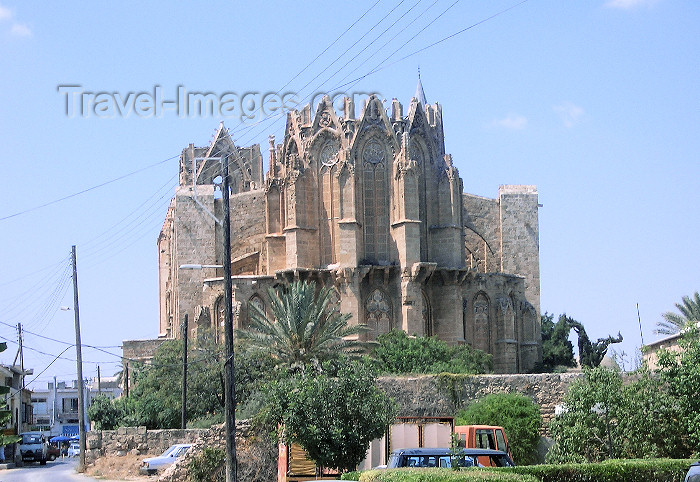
[31,376,122,437]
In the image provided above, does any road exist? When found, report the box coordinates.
[0,458,118,482]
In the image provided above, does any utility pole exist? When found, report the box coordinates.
[71,245,87,472]
[182,314,188,429]
[97,366,102,395]
[221,154,238,482]
[124,363,129,398]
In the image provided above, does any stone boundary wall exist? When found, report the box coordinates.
[85,426,210,462]
[377,372,583,430]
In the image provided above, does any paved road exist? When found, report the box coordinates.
[0,458,110,482]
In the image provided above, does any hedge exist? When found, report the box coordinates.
[509,458,694,482]
[341,459,696,482]
[341,468,538,482]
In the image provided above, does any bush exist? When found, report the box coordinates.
[341,468,538,481]
[455,393,541,465]
[510,458,693,482]
[188,447,225,482]
[373,330,492,375]
[342,459,694,482]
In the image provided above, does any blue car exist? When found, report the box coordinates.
[686,461,700,482]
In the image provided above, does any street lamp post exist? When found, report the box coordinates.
[179,154,237,482]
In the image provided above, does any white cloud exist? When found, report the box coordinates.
[491,113,528,130]
[605,0,659,9]
[0,4,13,21]
[554,102,584,128]
[9,22,31,37]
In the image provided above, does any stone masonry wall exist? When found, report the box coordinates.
[377,372,582,431]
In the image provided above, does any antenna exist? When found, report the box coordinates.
[636,303,644,346]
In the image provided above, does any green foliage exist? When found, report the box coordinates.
[656,291,700,335]
[89,334,277,429]
[616,368,685,459]
[0,342,20,447]
[341,468,539,481]
[237,280,372,369]
[510,458,693,482]
[548,358,698,463]
[344,460,692,482]
[188,447,225,482]
[657,325,700,453]
[373,330,492,375]
[87,395,124,430]
[455,393,542,465]
[262,358,397,473]
[547,367,624,463]
[534,313,575,373]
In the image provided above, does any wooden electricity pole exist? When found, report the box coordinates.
[71,245,87,472]
[221,155,238,482]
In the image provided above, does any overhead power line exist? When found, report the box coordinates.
[0,154,178,222]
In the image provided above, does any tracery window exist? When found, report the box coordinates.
[362,139,390,264]
[319,140,340,266]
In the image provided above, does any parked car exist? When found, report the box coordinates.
[47,443,60,461]
[67,443,80,457]
[139,444,192,475]
[386,447,515,469]
[686,461,700,482]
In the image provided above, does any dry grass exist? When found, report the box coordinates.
[84,453,154,480]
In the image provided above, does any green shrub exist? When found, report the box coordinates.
[455,393,541,465]
[343,468,539,481]
[373,330,492,375]
[342,459,694,482]
[188,447,225,482]
[510,458,693,482]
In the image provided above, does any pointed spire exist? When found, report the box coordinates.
[414,67,427,106]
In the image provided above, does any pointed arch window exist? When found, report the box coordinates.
[362,139,390,264]
[319,140,340,266]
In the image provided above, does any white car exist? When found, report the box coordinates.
[140,444,192,475]
[67,443,80,457]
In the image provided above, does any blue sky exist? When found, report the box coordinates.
[0,0,697,388]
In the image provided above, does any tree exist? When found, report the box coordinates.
[90,332,276,429]
[548,367,625,463]
[0,343,21,451]
[535,313,576,372]
[547,364,691,463]
[372,330,491,374]
[656,325,700,454]
[567,317,622,368]
[655,291,700,335]
[237,280,371,368]
[455,393,541,465]
[261,359,396,473]
[87,395,125,430]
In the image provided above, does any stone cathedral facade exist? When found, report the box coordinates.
[157,87,542,373]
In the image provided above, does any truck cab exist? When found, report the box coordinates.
[19,432,49,465]
[453,425,512,465]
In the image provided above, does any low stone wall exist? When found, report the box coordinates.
[378,372,582,430]
[85,421,277,481]
[85,426,210,462]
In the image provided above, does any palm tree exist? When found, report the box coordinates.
[655,291,700,335]
[236,280,371,368]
